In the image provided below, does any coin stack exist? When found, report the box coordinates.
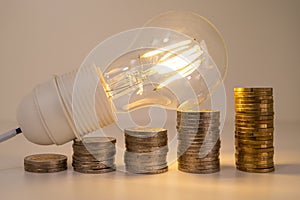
[24,153,68,173]
[124,127,168,174]
[177,110,221,174]
[72,137,116,174]
[234,87,274,173]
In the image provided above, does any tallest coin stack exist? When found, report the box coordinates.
[234,88,275,173]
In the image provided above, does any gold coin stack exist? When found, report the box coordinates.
[24,153,67,173]
[177,110,221,174]
[72,137,116,174]
[124,127,168,174]
[234,88,275,173]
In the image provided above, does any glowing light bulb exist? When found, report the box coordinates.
[100,37,209,112]
[14,11,227,145]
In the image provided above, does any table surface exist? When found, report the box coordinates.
[0,121,299,200]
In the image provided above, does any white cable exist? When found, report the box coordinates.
[0,128,22,143]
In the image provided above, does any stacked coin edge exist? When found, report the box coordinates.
[72,137,117,174]
[24,153,68,173]
[177,110,221,174]
[124,127,169,174]
[234,87,275,173]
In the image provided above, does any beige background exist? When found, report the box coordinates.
[0,1,300,199]
[0,0,299,161]
[0,0,299,125]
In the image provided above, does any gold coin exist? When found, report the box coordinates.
[235,139,273,145]
[235,111,274,116]
[235,154,273,161]
[236,166,275,173]
[235,115,274,121]
[234,91,273,96]
[235,119,273,123]
[235,143,273,149]
[235,99,274,104]
[235,103,273,108]
[236,162,274,168]
[234,95,273,100]
[235,107,274,112]
[235,127,274,132]
[234,88,273,92]
[235,123,273,129]
[236,146,274,153]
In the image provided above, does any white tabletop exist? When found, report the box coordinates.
[0,121,299,200]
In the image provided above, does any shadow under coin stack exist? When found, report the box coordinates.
[234,88,275,173]
[124,127,168,174]
[72,137,116,174]
[177,110,221,174]
[24,154,67,173]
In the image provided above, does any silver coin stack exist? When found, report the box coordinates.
[124,127,168,174]
[72,137,116,174]
[24,153,68,173]
[177,110,221,174]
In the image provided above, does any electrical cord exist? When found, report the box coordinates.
[0,128,22,143]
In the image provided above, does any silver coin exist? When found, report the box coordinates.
[72,137,116,173]
[73,166,116,174]
[124,127,167,137]
[24,153,68,173]
[177,110,220,116]
[24,154,67,165]
[178,166,220,174]
[126,166,168,174]
[25,166,68,173]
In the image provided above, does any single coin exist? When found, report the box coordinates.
[235,114,274,120]
[236,166,275,173]
[235,143,274,149]
[236,162,274,169]
[24,153,68,173]
[235,99,274,104]
[73,167,116,174]
[177,110,220,115]
[178,166,220,174]
[24,154,67,165]
[126,166,168,174]
[235,119,274,123]
[234,88,273,92]
[24,166,67,173]
[81,137,116,144]
[235,147,274,153]
[124,127,167,137]
[235,138,273,145]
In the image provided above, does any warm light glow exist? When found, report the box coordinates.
[152,44,202,74]
[104,39,208,99]
[140,40,192,58]
[155,59,201,89]
[159,45,190,62]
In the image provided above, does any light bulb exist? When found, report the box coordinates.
[103,34,211,112]
[16,11,227,145]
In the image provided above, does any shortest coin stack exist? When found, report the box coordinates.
[124,127,168,174]
[177,110,221,174]
[24,153,67,173]
[234,88,275,173]
[72,137,116,174]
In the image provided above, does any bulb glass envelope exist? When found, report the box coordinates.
[73,26,226,136]
[15,11,227,146]
[144,11,228,81]
[74,12,228,161]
